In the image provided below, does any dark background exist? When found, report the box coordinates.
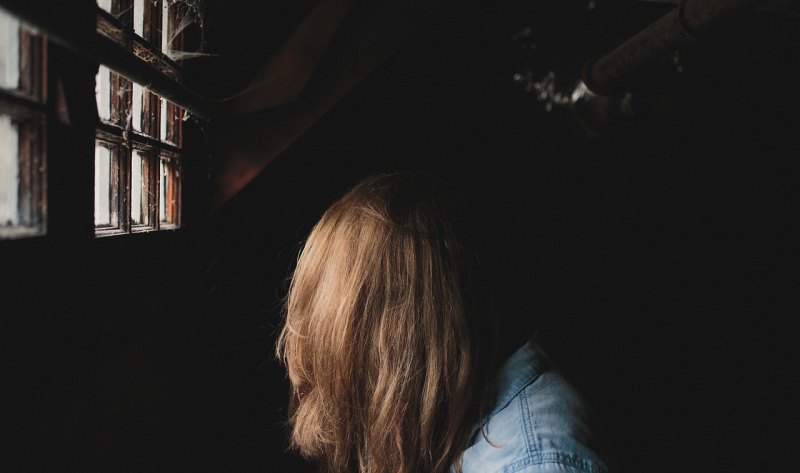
[2,0,798,472]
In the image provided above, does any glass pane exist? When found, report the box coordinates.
[0,115,19,226]
[96,65,112,121]
[159,98,182,145]
[113,73,132,126]
[161,0,170,52]
[134,0,145,37]
[131,150,150,225]
[0,9,20,90]
[1,115,45,238]
[94,144,112,226]
[160,96,167,141]
[0,10,41,99]
[97,0,112,13]
[131,82,143,131]
[133,85,158,138]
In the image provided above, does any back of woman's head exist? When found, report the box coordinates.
[277,172,494,473]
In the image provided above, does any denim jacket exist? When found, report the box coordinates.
[454,342,608,473]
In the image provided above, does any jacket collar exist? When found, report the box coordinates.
[488,341,546,417]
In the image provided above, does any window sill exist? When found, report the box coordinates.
[0,226,46,240]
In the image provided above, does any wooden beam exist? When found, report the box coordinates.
[0,0,212,118]
[221,0,355,114]
[211,0,450,209]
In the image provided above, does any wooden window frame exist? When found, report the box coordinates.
[1,0,205,242]
[93,134,124,232]
[94,0,185,237]
[158,150,180,228]
[0,14,47,240]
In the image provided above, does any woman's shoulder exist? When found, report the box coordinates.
[457,343,608,473]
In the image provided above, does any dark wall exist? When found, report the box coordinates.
[3,1,797,472]
[193,3,800,470]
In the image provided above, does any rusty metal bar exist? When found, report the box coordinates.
[583,0,760,95]
[0,0,213,118]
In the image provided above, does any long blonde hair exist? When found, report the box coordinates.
[277,173,494,473]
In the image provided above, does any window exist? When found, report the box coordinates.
[0,7,46,239]
[1,0,201,241]
[94,0,186,236]
[94,140,118,228]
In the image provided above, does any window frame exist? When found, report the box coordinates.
[94,0,186,237]
[0,0,207,242]
[0,12,47,240]
[94,130,124,233]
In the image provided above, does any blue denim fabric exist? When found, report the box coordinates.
[454,342,608,473]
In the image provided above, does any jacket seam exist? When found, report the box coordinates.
[518,386,540,462]
[502,451,608,473]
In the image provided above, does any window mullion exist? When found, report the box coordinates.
[152,146,159,230]
[123,92,132,233]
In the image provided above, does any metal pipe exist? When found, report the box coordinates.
[583,0,759,95]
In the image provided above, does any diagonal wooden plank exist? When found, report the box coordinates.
[221,0,355,114]
[212,0,450,209]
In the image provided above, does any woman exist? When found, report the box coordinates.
[277,173,607,473]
